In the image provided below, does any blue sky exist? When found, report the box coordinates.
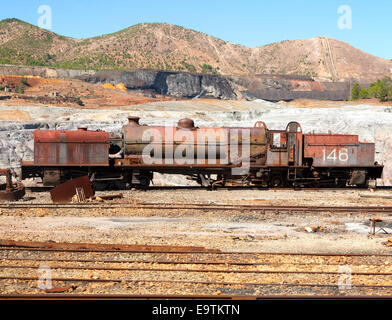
[1,0,391,59]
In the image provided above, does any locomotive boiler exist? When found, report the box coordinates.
[21,117,383,189]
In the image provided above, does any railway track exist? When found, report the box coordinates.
[1,241,392,297]
[26,185,392,192]
[1,201,392,214]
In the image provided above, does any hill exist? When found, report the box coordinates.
[0,18,76,66]
[0,19,391,81]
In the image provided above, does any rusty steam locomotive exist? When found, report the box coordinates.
[21,117,383,189]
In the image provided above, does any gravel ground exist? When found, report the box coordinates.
[1,188,392,254]
[1,187,392,296]
[2,250,392,296]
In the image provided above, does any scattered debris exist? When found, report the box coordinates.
[369,216,389,235]
[385,238,392,247]
[94,196,104,202]
[98,193,124,201]
[0,169,25,201]
[44,285,77,293]
[78,193,124,203]
[50,176,94,203]
[231,235,255,242]
[360,194,392,199]
[304,227,313,233]
[75,187,86,202]
[0,239,220,253]
[304,226,326,233]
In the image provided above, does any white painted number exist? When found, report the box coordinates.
[339,148,349,162]
[322,148,349,163]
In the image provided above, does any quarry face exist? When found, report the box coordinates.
[0,99,391,186]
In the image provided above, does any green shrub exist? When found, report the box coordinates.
[200,63,218,74]
[75,97,84,106]
[16,84,25,94]
[181,61,196,73]
[359,88,369,99]
[351,83,361,100]
[369,77,392,102]
[20,77,29,86]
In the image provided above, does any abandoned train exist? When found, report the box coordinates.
[21,117,383,189]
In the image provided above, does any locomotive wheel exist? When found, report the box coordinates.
[357,179,369,189]
[335,179,347,188]
[269,175,284,188]
[114,180,128,190]
[94,181,109,191]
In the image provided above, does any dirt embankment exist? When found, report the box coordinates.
[0,65,353,101]
[0,75,173,111]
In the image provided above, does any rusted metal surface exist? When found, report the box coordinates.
[304,133,375,167]
[265,122,303,167]
[286,122,303,166]
[44,286,76,293]
[350,170,366,185]
[7,262,392,276]
[0,169,25,201]
[0,240,220,253]
[2,294,389,300]
[177,118,195,130]
[50,176,94,203]
[357,143,376,166]
[98,193,124,200]
[34,129,109,166]
[122,117,267,166]
[1,202,392,214]
[3,241,392,296]
[0,294,264,300]
[43,169,61,186]
[369,217,389,235]
[18,117,384,189]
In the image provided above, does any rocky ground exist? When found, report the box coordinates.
[1,188,392,254]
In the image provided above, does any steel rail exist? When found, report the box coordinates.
[0,294,267,300]
[3,256,389,267]
[1,294,391,300]
[1,276,392,290]
[1,202,392,213]
[1,246,392,256]
[2,263,392,276]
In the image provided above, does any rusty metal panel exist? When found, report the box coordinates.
[34,129,109,166]
[266,149,289,166]
[122,118,267,167]
[286,122,303,166]
[305,134,359,146]
[357,143,375,166]
[304,134,375,167]
[50,176,94,203]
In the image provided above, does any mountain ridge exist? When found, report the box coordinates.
[0,18,391,81]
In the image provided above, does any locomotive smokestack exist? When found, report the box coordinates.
[178,118,195,130]
[127,116,140,126]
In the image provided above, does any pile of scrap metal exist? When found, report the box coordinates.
[50,176,94,203]
[0,169,25,201]
[49,175,124,203]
